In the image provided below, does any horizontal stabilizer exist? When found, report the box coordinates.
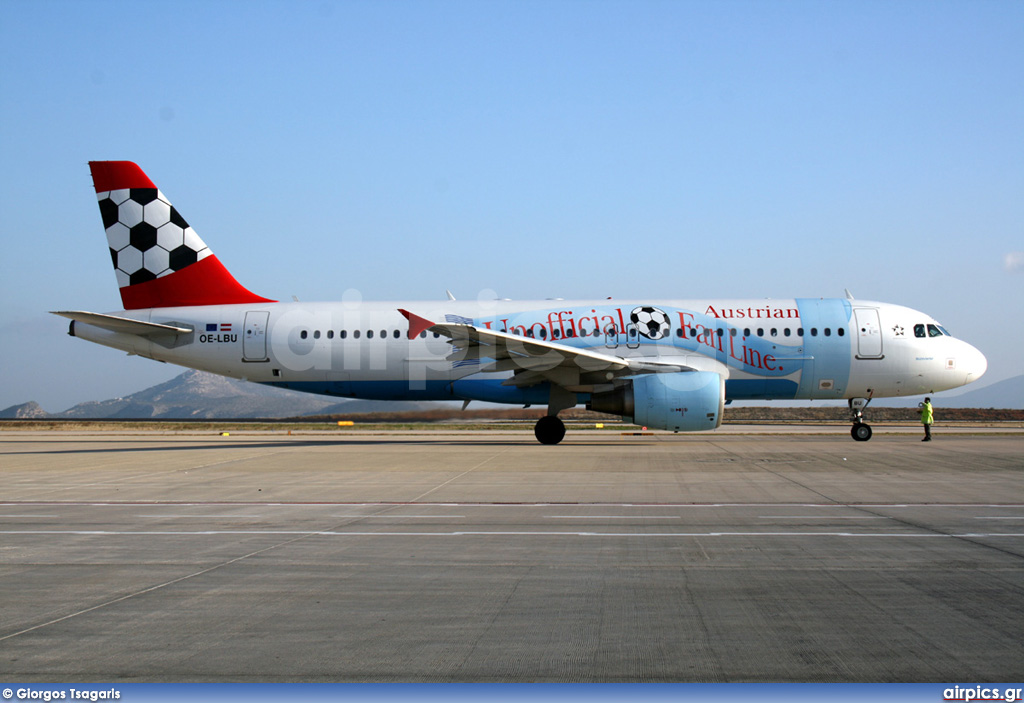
[51,311,192,336]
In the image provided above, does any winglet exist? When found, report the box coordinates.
[398,309,435,339]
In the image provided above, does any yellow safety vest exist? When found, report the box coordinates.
[919,402,933,425]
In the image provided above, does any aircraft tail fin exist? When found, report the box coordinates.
[89,161,275,309]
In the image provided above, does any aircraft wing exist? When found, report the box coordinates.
[51,311,193,337]
[399,309,696,392]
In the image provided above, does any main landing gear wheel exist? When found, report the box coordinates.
[851,422,873,442]
[534,415,566,445]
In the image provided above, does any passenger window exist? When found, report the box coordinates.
[838,328,845,336]
[313,330,321,339]
[327,330,333,339]
[824,328,831,337]
[419,331,426,338]
[566,328,575,338]
[770,328,778,337]
[914,324,926,338]
[552,329,561,339]
[380,329,386,338]
[540,328,547,339]
[341,330,347,339]
[717,329,724,337]
[730,328,737,337]
[757,328,764,337]
[676,328,684,338]
[744,328,751,337]
[811,328,818,336]
[797,327,804,336]
[433,332,440,338]
[927,324,942,337]
[784,328,791,337]
[367,330,373,339]
[526,329,535,338]
[300,330,308,340]
[393,329,400,339]
[354,330,361,339]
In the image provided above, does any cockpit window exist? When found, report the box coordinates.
[914,324,926,338]
[927,324,943,337]
[937,325,951,336]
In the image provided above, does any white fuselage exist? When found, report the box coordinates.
[70,297,987,407]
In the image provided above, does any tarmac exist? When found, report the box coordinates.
[1,426,1022,682]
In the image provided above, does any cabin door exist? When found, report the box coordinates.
[853,307,883,359]
[243,311,270,362]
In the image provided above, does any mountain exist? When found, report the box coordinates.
[940,374,1024,409]
[0,401,49,419]
[49,370,442,419]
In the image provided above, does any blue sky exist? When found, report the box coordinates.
[1,0,1021,411]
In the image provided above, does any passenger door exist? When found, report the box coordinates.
[853,307,883,359]
[243,310,270,362]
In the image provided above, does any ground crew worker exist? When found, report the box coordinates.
[918,397,933,441]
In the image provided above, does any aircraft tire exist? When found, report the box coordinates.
[851,423,873,442]
[534,415,566,445]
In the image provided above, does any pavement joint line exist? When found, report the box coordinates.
[3,448,294,501]
[407,446,513,502]
[0,529,318,644]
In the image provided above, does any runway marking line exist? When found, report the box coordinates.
[4,529,1024,538]
[3,501,1024,508]
[0,514,60,518]
[758,515,891,519]
[547,515,682,519]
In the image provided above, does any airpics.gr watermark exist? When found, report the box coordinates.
[944,686,1024,702]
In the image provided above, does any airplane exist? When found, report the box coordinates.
[54,161,988,444]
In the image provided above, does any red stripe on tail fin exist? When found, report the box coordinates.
[90,161,156,191]
[119,255,274,309]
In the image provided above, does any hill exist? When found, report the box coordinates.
[0,401,49,419]
[47,370,440,419]
[942,374,1024,409]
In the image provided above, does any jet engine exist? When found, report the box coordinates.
[587,371,725,432]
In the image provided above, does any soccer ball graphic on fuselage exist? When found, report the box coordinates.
[53,162,987,444]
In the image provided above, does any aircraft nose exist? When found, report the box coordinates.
[961,342,987,385]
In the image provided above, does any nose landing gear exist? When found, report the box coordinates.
[849,394,873,441]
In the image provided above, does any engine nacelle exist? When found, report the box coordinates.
[588,371,725,432]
